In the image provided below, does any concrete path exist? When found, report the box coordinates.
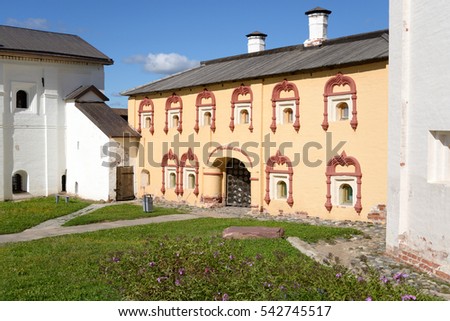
[0,204,201,244]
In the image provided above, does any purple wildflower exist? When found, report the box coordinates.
[335,273,342,279]
[379,276,389,284]
[401,294,416,301]
[175,279,181,286]
[365,296,372,301]
[263,282,272,288]
[357,276,365,283]
[148,261,156,267]
[112,256,120,263]
[229,254,234,260]
[157,276,167,283]
[178,268,185,275]
[394,272,409,283]
[222,293,229,301]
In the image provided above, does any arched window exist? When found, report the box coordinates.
[140,169,150,187]
[276,181,287,199]
[16,90,28,109]
[169,172,177,188]
[283,108,294,124]
[172,115,179,128]
[271,80,300,133]
[337,102,349,120]
[203,112,212,126]
[12,174,23,193]
[187,174,195,189]
[322,73,358,130]
[339,183,353,205]
[144,116,151,128]
[240,109,249,124]
[195,89,216,133]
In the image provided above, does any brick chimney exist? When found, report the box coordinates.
[304,7,332,47]
[246,31,267,53]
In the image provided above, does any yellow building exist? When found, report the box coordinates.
[123,8,389,221]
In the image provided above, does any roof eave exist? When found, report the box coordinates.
[0,49,114,65]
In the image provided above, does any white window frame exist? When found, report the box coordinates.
[183,167,196,190]
[328,94,352,122]
[269,173,290,201]
[428,131,450,184]
[198,106,213,127]
[234,103,251,125]
[141,112,153,129]
[165,167,177,189]
[168,110,181,129]
[331,176,357,207]
[276,100,296,125]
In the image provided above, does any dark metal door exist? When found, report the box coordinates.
[116,166,135,201]
[226,159,251,207]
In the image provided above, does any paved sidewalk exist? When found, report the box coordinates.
[0,204,201,244]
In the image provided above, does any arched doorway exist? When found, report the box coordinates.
[12,171,28,194]
[225,158,251,207]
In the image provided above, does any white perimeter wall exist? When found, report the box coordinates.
[387,0,450,275]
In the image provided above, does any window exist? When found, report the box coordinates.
[322,73,358,131]
[331,177,357,207]
[16,90,28,109]
[339,183,353,205]
[271,80,300,133]
[276,181,288,199]
[195,89,216,133]
[428,131,450,183]
[325,151,362,214]
[198,106,213,127]
[234,103,251,125]
[337,102,349,120]
[138,98,154,134]
[140,170,150,187]
[164,94,183,134]
[165,167,178,189]
[183,168,196,190]
[328,95,352,122]
[141,113,153,129]
[230,85,253,132]
[171,114,180,128]
[276,101,296,125]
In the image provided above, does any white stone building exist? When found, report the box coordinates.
[387,0,450,281]
[0,26,139,201]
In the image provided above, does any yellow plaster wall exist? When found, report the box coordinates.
[128,61,388,221]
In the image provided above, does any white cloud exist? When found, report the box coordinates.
[6,18,49,30]
[124,53,199,75]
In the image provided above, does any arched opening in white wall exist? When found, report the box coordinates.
[12,170,28,193]
[61,174,67,192]
[16,90,28,109]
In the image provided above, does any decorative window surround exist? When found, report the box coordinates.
[164,93,183,134]
[138,98,154,135]
[265,150,294,206]
[322,73,358,131]
[161,149,180,195]
[325,151,362,214]
[230,85,253,132]
[195,89,216,133]
[180,148,199,197]
[271,80,300,133]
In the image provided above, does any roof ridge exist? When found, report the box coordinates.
[201,29,389,66]
[0,24,79,38]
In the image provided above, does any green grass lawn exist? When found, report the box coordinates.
[0,217,435,301]
[0,196,90,234]
[63,204,188,226]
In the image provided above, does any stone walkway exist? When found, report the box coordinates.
[1,201,449,299]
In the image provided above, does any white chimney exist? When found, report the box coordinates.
[246,31,267,53]
[304,7,332,47]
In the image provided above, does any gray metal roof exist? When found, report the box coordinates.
[0,25,113,65]
[75,102,140,138]
[123,29,388,96]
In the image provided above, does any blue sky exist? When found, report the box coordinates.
[0,0,388,108]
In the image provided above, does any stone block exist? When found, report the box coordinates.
[222,226,285,239]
